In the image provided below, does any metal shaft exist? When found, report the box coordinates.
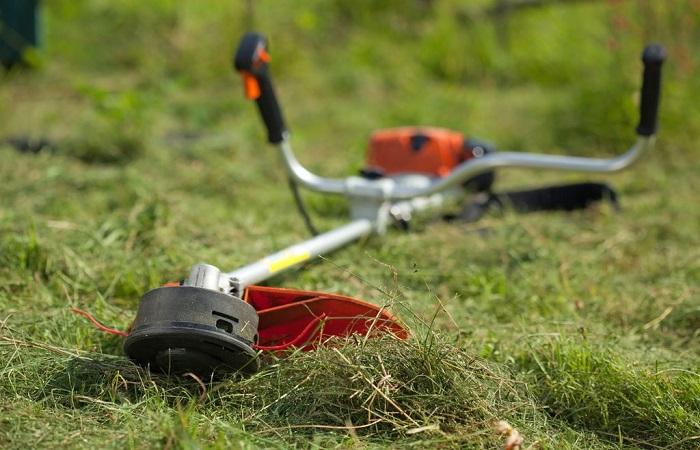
[225,218,373,289]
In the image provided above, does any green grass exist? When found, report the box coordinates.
[1,0,699,448]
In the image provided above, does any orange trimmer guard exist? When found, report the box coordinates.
[243,285,408,352]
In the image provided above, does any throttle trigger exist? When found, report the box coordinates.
[242,71,261,100]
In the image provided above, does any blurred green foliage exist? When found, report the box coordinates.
[13,0,695,160]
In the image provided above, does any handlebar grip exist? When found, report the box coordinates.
[234,32,287,144]
[636,44,666,137]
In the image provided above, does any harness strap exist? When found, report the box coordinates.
[451,182,619,223]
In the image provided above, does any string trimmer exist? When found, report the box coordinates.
[120,33,665,378]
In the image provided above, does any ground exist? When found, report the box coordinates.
[1,1,699,448]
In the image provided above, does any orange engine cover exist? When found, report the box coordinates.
[365,127,471,177]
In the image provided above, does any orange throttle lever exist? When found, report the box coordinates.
[242,72,261,100]
[234,33,287,143]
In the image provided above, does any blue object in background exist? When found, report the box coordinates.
[0,0,39,69]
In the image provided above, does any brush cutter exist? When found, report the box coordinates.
[122,33,665,378]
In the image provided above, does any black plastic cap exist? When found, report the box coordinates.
[234,32,267,73]
[636,43,666,137]
[642,44,667,65]
[124,286,260,378]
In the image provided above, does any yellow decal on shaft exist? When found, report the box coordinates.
[268,249,311,273]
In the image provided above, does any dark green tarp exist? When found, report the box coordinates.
[0,0,39,68]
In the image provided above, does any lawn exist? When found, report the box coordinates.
[1,1,699,448]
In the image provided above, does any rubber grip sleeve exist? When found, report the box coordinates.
[636,44,667,136]
[254,69,287,143]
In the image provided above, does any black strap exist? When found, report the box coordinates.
[449,182,619,223]
[4,136,53,154]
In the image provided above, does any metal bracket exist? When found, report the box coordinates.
[344,176,394,234]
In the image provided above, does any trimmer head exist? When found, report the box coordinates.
[124,286,259,377]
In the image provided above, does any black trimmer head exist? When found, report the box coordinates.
[124,286,259,377]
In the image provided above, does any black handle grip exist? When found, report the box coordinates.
[234,32,287,144]
[636,44,666,136]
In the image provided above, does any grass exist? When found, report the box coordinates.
[1,0,699,448]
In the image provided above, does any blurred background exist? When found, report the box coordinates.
[1,0,698,163]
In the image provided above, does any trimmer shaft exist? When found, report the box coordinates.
[124,286,259,377]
